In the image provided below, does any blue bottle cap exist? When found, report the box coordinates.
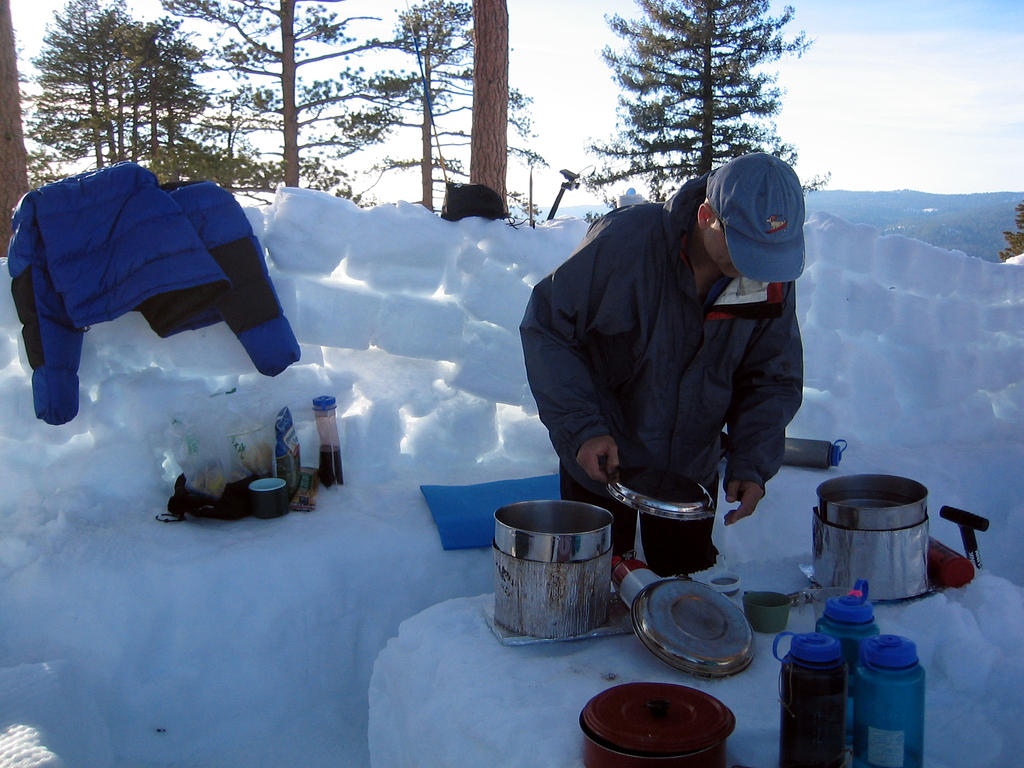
[860,634,918,670]
[775,632,842,666]
[828,439,848,467]
[312,395,337,411]
[824,578,875,624]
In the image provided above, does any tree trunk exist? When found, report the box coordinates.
[420,59,433,210]
[116,90,127,161]
[0,0,28,254]
[280,0,300,187]
[699,7,714,174]
[470,0,507,205]
[150,97,159,159]
[86,68,105,167]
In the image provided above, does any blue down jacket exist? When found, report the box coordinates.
[520,173,803,497]
[7,162,300,425]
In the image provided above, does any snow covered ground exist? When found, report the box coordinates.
[0,186,1022,767]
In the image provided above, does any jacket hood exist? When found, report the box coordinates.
[661,173,712,248]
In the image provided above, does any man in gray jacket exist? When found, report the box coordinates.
[520,153,804,572]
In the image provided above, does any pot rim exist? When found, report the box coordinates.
[816,473,928,530]
[608,480,713,520]
[494,500,613,562]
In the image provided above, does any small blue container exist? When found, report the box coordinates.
[816,578,880,741]
[853,634,925,768]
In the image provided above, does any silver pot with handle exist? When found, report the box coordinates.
[493,500,613,639]
[812,474,930,600]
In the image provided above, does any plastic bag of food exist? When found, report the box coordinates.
[275,406,302,500]
[166,388,274,498]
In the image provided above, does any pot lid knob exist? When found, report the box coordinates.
[645,698,670,718]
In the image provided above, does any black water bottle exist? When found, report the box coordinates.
[774,631,848,768]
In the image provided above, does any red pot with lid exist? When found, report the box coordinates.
[580,682,735,767]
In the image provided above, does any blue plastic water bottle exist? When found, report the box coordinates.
[774,632,848,768]
[816,578,880,742]
[853,635,925,768]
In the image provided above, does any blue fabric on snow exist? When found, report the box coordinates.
[420,473,561,550]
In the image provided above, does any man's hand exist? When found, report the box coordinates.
[576,435,620,483]
[723,480,764,525]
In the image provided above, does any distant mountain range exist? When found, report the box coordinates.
[557,189,1024,262]
[804,190,1023,263]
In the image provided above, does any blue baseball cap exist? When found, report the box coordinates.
[706,153,806,282]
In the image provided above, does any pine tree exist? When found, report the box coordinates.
[999,202,1024,262]
[28,0,224,181]
[181,88,282,196]
[387,0,473,210]
[120,18,214,178]
[374,1,541,211]
[591,0,809,199]
[30,0,131,168]
[1,0,28,254]
[163,0,400,191]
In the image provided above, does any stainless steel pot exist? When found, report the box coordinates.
[611,560,753,678]
[494,500,613,562]
[813,474,930,600]
[493,500,614,639]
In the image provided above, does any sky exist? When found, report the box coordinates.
[0,178,1022,766]
[9,0,1024,204]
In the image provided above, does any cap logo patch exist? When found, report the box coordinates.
[765,215,788,234]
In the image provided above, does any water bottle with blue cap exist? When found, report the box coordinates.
[774,631,848,768]
[853,634,925,768]
[783,437,847,468]
[817,578,880,742]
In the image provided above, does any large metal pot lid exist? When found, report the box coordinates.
[630,579,753,678]
[580,681,735,755]
[607,468,713,520]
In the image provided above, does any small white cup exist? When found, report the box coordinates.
[706,572,741,597]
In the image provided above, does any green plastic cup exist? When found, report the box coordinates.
[742,590,791,633]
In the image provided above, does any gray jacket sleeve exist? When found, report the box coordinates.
[723,281,804,488]
[519,214,650,462]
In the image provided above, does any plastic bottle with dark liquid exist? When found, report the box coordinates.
[313,395,343,487]
[774,631,849,768]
